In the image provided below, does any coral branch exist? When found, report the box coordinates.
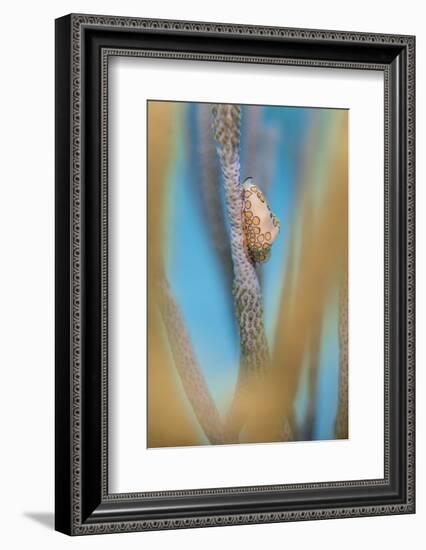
[335,271,348,439]
[196,104,234,287]
[212,104,270,438]
[157,278,229,445]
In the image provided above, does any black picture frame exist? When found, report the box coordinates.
[55,13,415,535]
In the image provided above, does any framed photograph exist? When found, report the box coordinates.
[55,14,415,535]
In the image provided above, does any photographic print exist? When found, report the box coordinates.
[147,100,348,448]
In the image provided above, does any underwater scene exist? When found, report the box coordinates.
[147,100,348,447]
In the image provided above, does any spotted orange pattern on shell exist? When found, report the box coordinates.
[241,177,280,263]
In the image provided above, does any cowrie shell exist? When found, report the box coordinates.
[242,177,280,263]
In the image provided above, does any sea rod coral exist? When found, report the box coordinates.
[156,278,228,444]
[211,104,271,438]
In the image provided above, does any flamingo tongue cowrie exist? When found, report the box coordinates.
[242,177,280,264]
